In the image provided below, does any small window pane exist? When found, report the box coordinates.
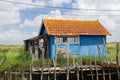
[63,37,67,42]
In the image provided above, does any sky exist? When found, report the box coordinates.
[0,0,120,45]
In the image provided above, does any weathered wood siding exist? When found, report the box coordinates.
[49,35,106,58]
[80,35,106,56]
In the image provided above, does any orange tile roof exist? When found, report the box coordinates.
[43,19,111,36]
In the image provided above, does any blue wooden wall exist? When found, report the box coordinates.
[80,35,106,56]
[49,36,56,58]
[49,35,106,58]
[69,44,79,55]
[40,24,47,35]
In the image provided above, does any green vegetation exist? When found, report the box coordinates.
[0,42,119,72]
[107,42,120,61]
[0,45,31,72]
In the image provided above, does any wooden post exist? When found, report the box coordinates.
[116,43,119,65]
[80,56,84,80]
[108,58,111,80]
[41,48,44,80]
[4,71,7,80]
[97,44,102,64]
[53,57,57,80]
[29,64,32,80]
[102,38,108,63]
[76,62,79,80]
[117,63,120,80]
[95,58,99,80]
[48,59,50,80]
[88,47,94,80]
[21,71,25,80]
[72,51,75,67]
[66,51,69,80]
[102,68,106,80]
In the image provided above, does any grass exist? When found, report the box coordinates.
[107,42,120,61]
[0,45,31,72]
[0,42,119,71]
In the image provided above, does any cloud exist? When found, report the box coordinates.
[0,0,72,27]
[20,10,63,28]
[0,0,48,27]
[72,0,120,10]
[0,2,20,26]
[0,29,37,45]
[48,0,72,7]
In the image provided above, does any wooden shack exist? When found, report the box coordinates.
[24,19,111,59]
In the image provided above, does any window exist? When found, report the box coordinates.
[63,37,67,42]
[55,36,79,44]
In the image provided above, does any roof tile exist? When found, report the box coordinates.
[43,19,111,36]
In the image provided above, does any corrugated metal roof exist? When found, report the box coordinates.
[43,19,111,36]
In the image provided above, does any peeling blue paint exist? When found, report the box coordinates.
[80,35,106,56]
[69,44,79,55]
[49,35,106,58]
[49,36,56,58]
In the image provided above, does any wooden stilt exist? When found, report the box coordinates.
[108,59,111,80]
[102,68,106,80]
[29,64,32,80]
[116,43,119,65]
[102,38,108,63]
[21,71,24,80]
[48,59,50,80]
[88,47,94,80]
[76,62,79,80]
[80,56,84,80]
[116,43,120,80]
[97,45,102,64]
[66,51,69,80]
[53,57,57,80]
[4,71,7,80]
[117,63,120,80]
[41,48,44,80]
[95,58,99,80]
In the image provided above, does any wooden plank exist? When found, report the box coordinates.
[87,72,117,76]
[41,48,44,80]
[95,58,99,80]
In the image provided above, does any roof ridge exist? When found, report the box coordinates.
[43,18,98,22]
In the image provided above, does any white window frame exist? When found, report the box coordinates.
[55,36,79,44]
